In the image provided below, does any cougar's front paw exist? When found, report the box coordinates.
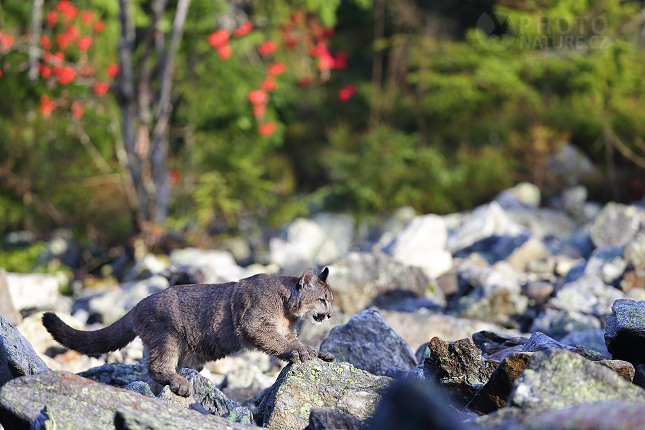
[317,351,336,362]
[283,344,317,363]
[170,376,193,397]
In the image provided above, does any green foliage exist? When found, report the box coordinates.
[0,242,48,273]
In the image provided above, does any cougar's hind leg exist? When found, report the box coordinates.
[144,336,193,397]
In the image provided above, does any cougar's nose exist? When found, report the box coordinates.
[327,311,333,319]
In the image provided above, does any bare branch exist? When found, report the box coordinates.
[28,0,44,81]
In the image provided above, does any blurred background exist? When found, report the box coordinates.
[1,0,645,285]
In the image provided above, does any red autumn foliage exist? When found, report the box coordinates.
[297,77,312,87]
[106,63,120,78]
[333,52,347,70]
[253,104,265,118]
[93,82,109,97]
[39,95,56,116]
[267,62,287,77]
[80,11,94,27]
[0,32,14,51]
[79,64,94,77]
[262,77,277,92]
[56,1,78,22]
[248,89,268,105]
[338,84,357,103]
[47,11,58,28]
[55,66,76,85]
[217,45,232,61]
[71,100,84,119]
[39,35,52,51]
[77,35,93,52]
[53,51,65,63]
[258,40,277,56]
[207,30,230,49]
[258,121,277,137]
[39,64,53,78]
[93,20,105,33]
[233,21,253,37]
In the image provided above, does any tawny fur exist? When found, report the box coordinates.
[42,267,335,397]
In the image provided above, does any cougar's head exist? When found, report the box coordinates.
[294,267,334,325]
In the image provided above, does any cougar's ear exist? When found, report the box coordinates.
[297,267,317,289]
[319,267,329,282]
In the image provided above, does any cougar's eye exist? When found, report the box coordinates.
[319,298,326,303]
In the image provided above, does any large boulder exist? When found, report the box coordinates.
[382,214,453,278]
[256,359,391,430]
[169,248,251,284]
[0,371,252,430]
[423,337,497,405]
[327,252,445,315]
[494,182,541,210]
[0,315,49,389]
[509,349,645,412]
[320,310,417,376]
[605,299,645,366]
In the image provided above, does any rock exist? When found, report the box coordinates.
[169,248,251,284]
[0,315,49,388]
[423,337,497,405]
[478,401,645,430]
[382,214,453,278]
[465,351,532,415]
[320,310,417,376]
[560,329,609,355]
[269,218,337,273]
[505,208,578,242]
[521,331,577,354]
[561,185,588,217]
[126,253,170,281]
[621,268,645,293]
[508,349,645,412]
[73,275,170,325]
[0,371,251,430]
[16,312,84,356]
[446,202,525,253]
[454,264,528,326]
[494,182,541,210]
[30,405,57,430]
[371,206,417,251]
[505,237,551,273]
[590,203,641,248]
[362,379,469,430]
[304,408,362,430]
[546,142,596,187]
[256,359,391,430]
[310,213,356,259]
[634,364,645,390]
[521,281,554,305]
[605,299,645,366]
[598,360,635,382]
[0,269,20,325]
[471,331,528,357]
[78,363,147,388]
[549,274,624,317]
[327,251,445,315]
[124,380,155,397]
[379,308,519,352]
[528,309,601,340]
[5,273,60,311]
[624,233,645,269]
[584,246,628,285]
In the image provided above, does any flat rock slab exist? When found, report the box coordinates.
[0,371,254,430]
[256,359,391,430]
[320,310,417,375]
[0,315,49,388]
[509,349,645,412]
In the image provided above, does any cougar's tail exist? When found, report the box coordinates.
[42,311,136,356]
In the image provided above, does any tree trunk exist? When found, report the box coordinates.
[28,0,44,81]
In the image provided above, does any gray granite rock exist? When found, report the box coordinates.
[320,310,417,375]
[494,182,541,210]
[327,251,445,315]
[0,315,49,389]
[304,407,362,430]
[0,269,20,325]
[256,359,391,430]
[5,273,60,312]
[509,349,645,412]
[528,308,601,340]
[584,246,628,285]
[549,274,624,317]
[560,329,609,355]
[624,232,645,269]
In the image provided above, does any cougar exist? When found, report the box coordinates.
[42,267,335,397]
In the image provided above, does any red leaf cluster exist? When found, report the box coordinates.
[39,95,56,116]
[234,21,253,38]
[56,1,78,22]
[107,63,120,79]
[93,82,109,97]
[77,35,93,52]
[258,41,277,56]
[248,89,268,106]
[55,66,76,85]
[80,11,94,27]
[258,121,277,137]
[338,84,357,103]
[93,20,105,33]
[207,30,230,49]
[0,32,14,51]
[267,62,286,77]
[71,100,84,119]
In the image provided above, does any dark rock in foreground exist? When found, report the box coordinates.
[0,371,252,430]
[304,407,362,430]
[320,310,417,376]
[0,315,49,389]
[605,299,645,366]
[423,337,497,405]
